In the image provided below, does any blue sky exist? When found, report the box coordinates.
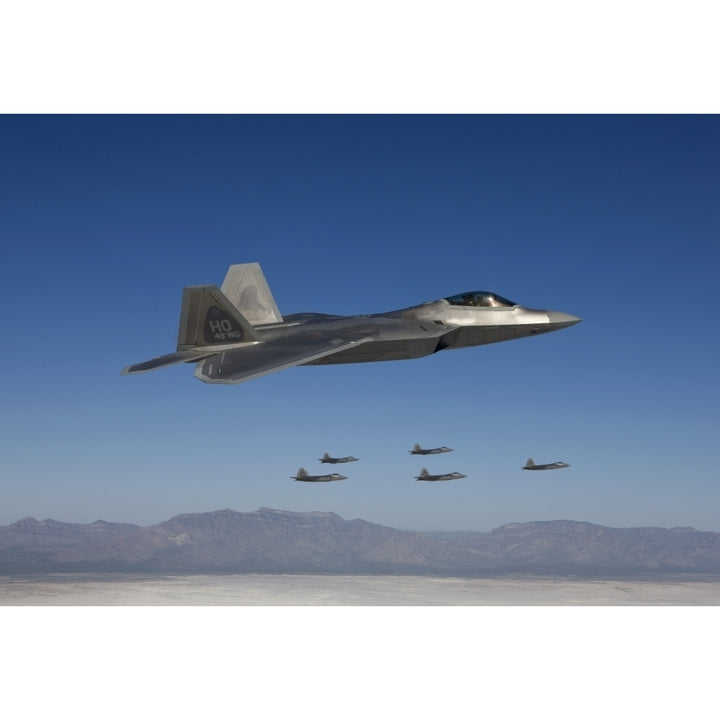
[1,114,719,531]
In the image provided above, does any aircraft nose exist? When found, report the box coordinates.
[546,311,582,329]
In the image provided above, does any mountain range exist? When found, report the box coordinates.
[1,508,720,577]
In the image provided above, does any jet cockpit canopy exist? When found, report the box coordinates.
[444,291,517,308]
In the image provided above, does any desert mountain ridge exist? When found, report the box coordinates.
[1,507,719,576]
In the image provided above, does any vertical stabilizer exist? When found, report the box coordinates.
[177,284,260,350]
[221,263,283,325]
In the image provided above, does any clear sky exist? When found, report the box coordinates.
[2,114,718,531]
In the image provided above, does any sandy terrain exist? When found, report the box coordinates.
[1,573,718,605]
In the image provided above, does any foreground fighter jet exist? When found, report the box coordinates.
[291,468,347,482]
[409,444,453,455]
[122,262,580,385]
[415,468,467,482]
[522,458,571,470]
[319,453,358,464]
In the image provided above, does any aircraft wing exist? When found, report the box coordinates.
[194,334,375,384]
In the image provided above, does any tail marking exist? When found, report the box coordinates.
[178,285,260,350]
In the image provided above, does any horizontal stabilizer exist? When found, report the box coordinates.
[121,350,218,375]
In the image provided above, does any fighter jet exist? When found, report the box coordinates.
[409,444,453,455]
[122,262,581,385]
[291,468,347,482]
[522,458,571,470]
[415,468,467,482]
[319,452,358,464]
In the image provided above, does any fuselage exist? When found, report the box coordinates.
[415,471,466,482]
[523,462,570,470]
[319,455,358,464]
[410,446,453,455]
[246,296,580,367]
[292,472,347,482]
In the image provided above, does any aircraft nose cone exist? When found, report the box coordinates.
[547,311,582,329]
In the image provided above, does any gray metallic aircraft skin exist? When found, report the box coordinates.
[522,458,571,470]
[122,263,581,385]
[415,468,467,482]
[319,453,358,464]
[409,444,453,455]
[291,467,347,482]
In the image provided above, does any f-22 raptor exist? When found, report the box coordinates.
[415,468,467,482]
[291,468,347,482]
[319,453,358,464]
[122,262,580,385]
[409,444,453,455]
[522,458,570,470]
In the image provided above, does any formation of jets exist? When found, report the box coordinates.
[290,448,571,482]
[297,446,466,483]
[122,262,580,385]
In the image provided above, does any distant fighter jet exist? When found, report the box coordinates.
[291,468,347,482]
[522,458,570,470]
[415,468,467,482]
[122,262,580,385]
[409,444,453,455]
[319,453,358,464]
